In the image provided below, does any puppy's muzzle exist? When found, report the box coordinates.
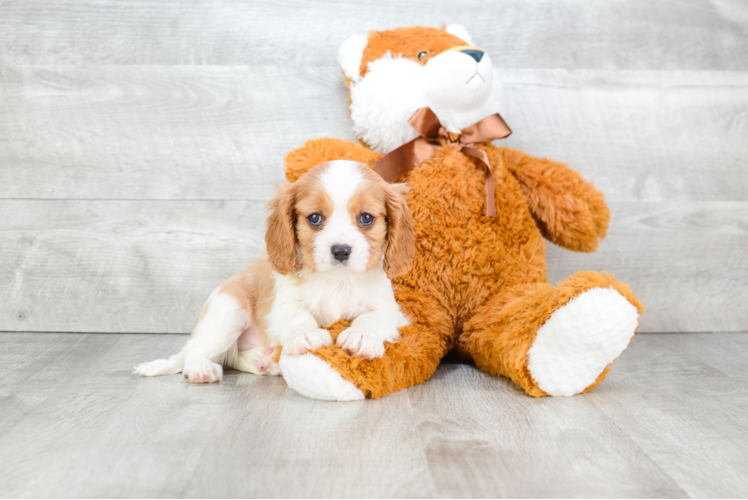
[331,244,352,263]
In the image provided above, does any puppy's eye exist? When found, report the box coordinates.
[359,213,374,226]
[417,51,428,62]
[307,213,323,226]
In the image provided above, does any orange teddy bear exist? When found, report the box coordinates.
[277,24,644,400]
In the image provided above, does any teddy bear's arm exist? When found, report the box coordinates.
[283,138,382,182]
[486,145,610,252]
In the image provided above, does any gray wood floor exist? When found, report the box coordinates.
[1,332,747,498]
[1,0,747,335]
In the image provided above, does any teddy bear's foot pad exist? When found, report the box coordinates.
[279,353,365,401]
[527,288,639,396]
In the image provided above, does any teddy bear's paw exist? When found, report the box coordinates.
[527,287,639,396]
[337,327,386,359]
[283,329,334,356]
[183,358,223,384]
[279,353,365,401]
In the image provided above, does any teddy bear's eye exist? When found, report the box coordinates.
[417,51,428,62]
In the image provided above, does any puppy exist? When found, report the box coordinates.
[134,160,415,383]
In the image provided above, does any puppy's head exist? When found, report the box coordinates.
[266,160,414,278]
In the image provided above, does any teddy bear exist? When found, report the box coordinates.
[277,24,644,401]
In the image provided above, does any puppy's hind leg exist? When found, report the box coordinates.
[182,291,251,384]
[134,288,250,383]
[230,345,281,376]
[180,292,250,384]
[227,319,280,376]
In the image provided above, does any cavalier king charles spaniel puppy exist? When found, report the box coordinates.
[135,160,415,383]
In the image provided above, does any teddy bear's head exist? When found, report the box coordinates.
[338,25,506,154]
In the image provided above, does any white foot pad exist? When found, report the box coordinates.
[527,288,639,396]
[279,353,365,401]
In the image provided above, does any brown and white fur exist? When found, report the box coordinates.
[134,160,415,383]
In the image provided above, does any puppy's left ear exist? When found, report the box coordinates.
[384,183,415,279]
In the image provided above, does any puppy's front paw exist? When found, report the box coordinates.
[283,329,333,356]
[183,359,223,384]
[337,327,385,360]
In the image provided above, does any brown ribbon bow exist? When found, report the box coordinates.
[374,107,512,216]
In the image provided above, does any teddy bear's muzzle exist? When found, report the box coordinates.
[459,48,484,62]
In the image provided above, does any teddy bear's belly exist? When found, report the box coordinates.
[397,150,548,322]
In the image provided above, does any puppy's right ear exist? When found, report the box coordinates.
[265,182,298,275]
[383,183,415,279]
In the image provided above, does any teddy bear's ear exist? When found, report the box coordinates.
[445,23,474,45]
[338,33,369,83]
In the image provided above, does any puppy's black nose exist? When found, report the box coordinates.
[331,244,352,262]
[461,49,484,62]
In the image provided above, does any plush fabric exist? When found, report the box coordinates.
[280,25,644,399]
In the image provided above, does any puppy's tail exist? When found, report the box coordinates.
[133,351,185,377]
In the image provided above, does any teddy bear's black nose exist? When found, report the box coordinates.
[460,49,484,63]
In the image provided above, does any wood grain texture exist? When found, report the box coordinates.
[1,332,747,498]
[501,70,748,203]
[0,65,354,201]
[0,334,260,497]
[585,333,748,498]
[1,67,745,201]
[0,200,266,333]
[1,1,746,335]
[665,332,748,380]
[546,201,748,333]
[0,333,435,498]
[2,200,745,333]
[407,366,687,498]
[182,388,434,498]
[2,0,747,69]
[0,333,119,437]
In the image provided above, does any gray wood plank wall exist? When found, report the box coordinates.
[1,0,746,334]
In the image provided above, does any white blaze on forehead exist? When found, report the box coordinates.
[314,160,371,273]
[319,160,364,207]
